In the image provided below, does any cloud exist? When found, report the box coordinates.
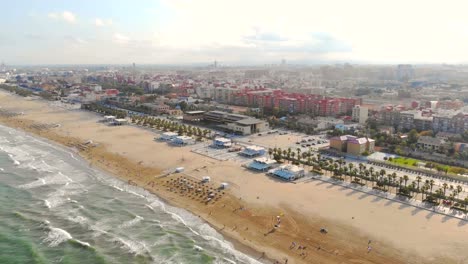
[95,18,113,27]
[64,36,87,45]
[113,33,130,44]
[48,11,76,24]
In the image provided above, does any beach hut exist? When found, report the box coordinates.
[175,167,185,173]
[239,145,266,157]
[268,164,305,181]
[202,176,211,182]
[171,136,195,146]
[247,157,277,171]
[159,132,178,141]
[103,115,116,122]
[112,118,128,126]
[220,182,229,189]
[212,137,232,148]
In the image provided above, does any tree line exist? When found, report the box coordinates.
[268,147,468,212]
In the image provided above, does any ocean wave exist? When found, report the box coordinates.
[112,185,124,192]
[69,239,92,248]
[118,215,143,229]
[110,237,150,257]
[18,173,73,190]
[43,227,72,247]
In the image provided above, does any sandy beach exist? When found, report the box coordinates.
[1,91,467,264]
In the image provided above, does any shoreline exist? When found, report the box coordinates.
[0,92,466,263]
[0,121,269,264]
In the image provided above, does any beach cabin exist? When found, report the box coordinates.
[171,136,195,146]
[212,137,232,148]
[103,115,116,123]
[247,157,277,171]
[268,165,305,181]
[239,145,265,157]
[202,176,211,183]
[112,118,128,126]
[159,132,178,141]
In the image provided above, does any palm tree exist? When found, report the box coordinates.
[416,176,422,191]
[442,183,448,197]
[429,179,435,194]
[268,148,273,158]
[464,197,468,212]
[456,185,463,199]
[403,175,409,187]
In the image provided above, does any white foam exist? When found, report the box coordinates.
[43,227,72,247]
[112,185,124,192]
[111,237,149,256]
[118,215,143,229]
[74,239,91,247]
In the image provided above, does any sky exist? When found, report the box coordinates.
[2,0,468,65]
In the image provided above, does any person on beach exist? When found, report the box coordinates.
[367,245,372,253]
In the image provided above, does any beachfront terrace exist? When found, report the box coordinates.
[268,164,305,181]
[212,137,232,148]
[239,145,265,157]
[247,157,277,171]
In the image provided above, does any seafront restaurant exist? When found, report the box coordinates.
[239,145,266,157]
[103,115,116,123]
[170,136,195,146]
[159,132,179,141]
[247,157,277,171]
[268,164,305,181]
[112,118,128,126]
[212,137,232,148]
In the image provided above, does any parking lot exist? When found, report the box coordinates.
[280,134,330,153]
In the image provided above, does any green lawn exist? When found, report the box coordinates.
[389,157,419,167]
[388,156,467,176]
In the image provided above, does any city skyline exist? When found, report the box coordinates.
[3,0,468,65]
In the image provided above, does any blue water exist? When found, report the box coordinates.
[0,124,261,264]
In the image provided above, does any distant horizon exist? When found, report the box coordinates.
[4,61,468,68]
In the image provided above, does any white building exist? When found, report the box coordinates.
[159,132,178,141]
[268,165,305,181]
[171,136,195,146]
[352,105,368,124]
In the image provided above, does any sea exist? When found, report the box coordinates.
[0,124,261,264]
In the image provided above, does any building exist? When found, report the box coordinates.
[346,137,375,156]
[268,165,305,181]
[329,135,375,155]
[417,136,446,151]
[352,105,368,124]
[247,157,277,171]
[103,115,116,123]
[202,111,269,135]
[171,136,194,146]
[226,118,269,135]
[183,111,205,122]
[212,137,232,148]
[396,64,414,81]
[239,145,266,157]
[112,118,128,126]
[159,132,179,141]
[433,112,468,134]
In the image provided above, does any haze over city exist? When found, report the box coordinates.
[4,0,468,64]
